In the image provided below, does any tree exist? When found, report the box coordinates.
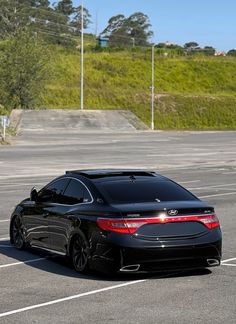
[156,43,166,48]
[184,42,199,49]
[102,15,126,36]
[70,5,92,34]
[126,12,153,46]
[101,12,153,47]
[101,15,127,46]
[28,1,72,44]
[227,49,236,57]
[0,0,66,40]
[203,46,215,56]
[55,0,74,17]
[0,0,32,38]
[0,30,49,109]
[0,0,78,46]
[33,0,50,7]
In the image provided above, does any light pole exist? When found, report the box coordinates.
[151,45,155,130]
[80,0,84,110]
[131,37,135,47]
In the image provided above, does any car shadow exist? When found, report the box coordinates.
[0,240,212,282]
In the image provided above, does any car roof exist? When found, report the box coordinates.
[65,169,168,183]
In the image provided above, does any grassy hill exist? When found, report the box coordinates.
[41,46,236,130]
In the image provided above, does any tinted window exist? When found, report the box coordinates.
[38,179,69,203]
[63,179,92,205]
[96,180,197,203]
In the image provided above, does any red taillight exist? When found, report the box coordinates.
[97,218,146,234]
[97,214,220,234]
[194,214,220,230]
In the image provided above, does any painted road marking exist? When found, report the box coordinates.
[0,220,9,223]
[221,257,236,267]
[0,182,45,188]
[0,173,59,180]
[0,280,145,318]
[221,257,236,263]
[0,237,10,241]
[179,180,201,184]
[188,183,236,190]
[0,189,29,194]
[223,172,236,175]
[0,257,47,269]
[147,153,219,157]
[0,252,234,318]
[199,192,236,199]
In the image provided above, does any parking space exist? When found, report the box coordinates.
[0,130,236,323]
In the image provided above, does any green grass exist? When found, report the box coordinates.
[36,46,236,129]
[155,95,236,130]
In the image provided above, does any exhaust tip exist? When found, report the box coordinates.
[207,259,220,267]
[120,264,140,272]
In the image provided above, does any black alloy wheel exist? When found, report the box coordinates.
[11,216,25,249]
[71,234,89,273]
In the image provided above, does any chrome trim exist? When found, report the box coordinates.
[31,245,66,256]
[120,264,140,272]
[207,259,220,266]
[39,176,94,207]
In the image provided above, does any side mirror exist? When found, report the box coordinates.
[30,187,38,202]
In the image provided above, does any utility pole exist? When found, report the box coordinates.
[151,45,155,130]
[95,11,98,36]
[80,0,84,110]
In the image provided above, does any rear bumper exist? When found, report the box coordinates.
[90,228,222,273]
[120,241,222,272]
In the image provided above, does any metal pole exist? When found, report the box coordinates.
[151,45,155,130]
[131,37,135,47]
[80,0,84,110]
[3,118,6,141]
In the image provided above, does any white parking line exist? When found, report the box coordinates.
[0,280,145,318]
[0,252,234,318]
[189,183,236,190]
[221,257,236,263]
[0,257,47,269]
[0,173,58,180]
[222,172,236,175]
[0,190,28,194]
[0,183,45,188]
[179,180,201,184]
[0,237,10,241]
[221,257,236,267]
[147,153,219,157]
[0,220,9,223]
[0,188,29,195]
[199,192,236,199]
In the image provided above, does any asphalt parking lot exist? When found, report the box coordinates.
[0,127,236,323]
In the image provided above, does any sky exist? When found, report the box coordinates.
[65,1,235,51]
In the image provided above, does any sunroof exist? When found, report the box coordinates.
[66,169,157,179]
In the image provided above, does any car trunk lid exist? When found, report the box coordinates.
[108,201,217,239]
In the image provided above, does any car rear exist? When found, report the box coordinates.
[94,174,222,273]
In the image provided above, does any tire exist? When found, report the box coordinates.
[10,215,25,250]
[71,233,89,274]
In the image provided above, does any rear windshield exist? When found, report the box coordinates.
[96,180,197,203]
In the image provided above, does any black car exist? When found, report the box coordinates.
[10,169,222,274]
